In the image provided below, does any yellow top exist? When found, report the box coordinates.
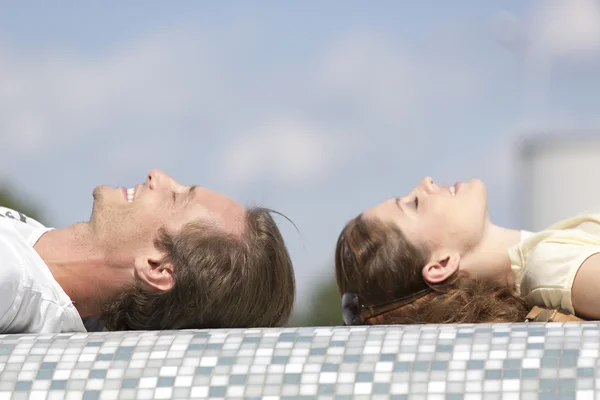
[510,211,600,314]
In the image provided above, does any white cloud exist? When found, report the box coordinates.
[317,32,415,122]
[532,0,600,57]
[0,27,234,158]
[0,23,493,188]
[219,117,349,185]
[316,30,485,132]
[494,0,600,59]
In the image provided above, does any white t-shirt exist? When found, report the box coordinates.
[0,207,86,333]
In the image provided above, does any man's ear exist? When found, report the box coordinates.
[422,252,460,284]
[135,249,175,292]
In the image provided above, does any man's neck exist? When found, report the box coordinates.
[33,223,134,319]
[460,223,523,286]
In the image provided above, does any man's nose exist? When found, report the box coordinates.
[147,169,184,191]
[147,169,169,190]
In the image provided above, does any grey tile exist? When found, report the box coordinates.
[563,350,579,358]
[343,355,361,363]
[545,349,561,358]
[322,364,339,372]
[503,370,520,379]
[40,362,58,370]
[218,357,235,365]
[529,329,547,336]
[522,369,539,379]
[503,359,521,369]
[50,380,67,390]
[558,379,576,392]
[542,357,559,368]
[431,362,448,371]
[14,381,32,391]
[83,391,100,400]
[539,379,557,391]
[373,383,390,394]
[157,377,174,387]
[466,360,484,370]
[284,374,301,384]
[36,370,53,380]
[319,384,335,394]
[223,371,244,385]
[558,393,576,400]
[484,370,501,380]
[0,344,15,355]
[209,386,226,397]
[412,362,429,371]
[121,378,139,389]
[527,343,544,349]
[273,356,290,364]
[196,367,213,375]
[278,333,297,342]
[114,352,132,361]
[88,370,106,379]
[560,357,577,367]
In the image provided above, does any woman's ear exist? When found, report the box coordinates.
[422,252,460,284]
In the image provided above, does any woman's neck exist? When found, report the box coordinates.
[460,224,523,286]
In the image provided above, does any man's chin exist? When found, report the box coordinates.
[92,185,104,198]
[93,185,118,201]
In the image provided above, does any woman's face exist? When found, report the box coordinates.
[363,177,490,258]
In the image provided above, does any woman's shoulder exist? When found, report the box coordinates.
[513,224,600,315]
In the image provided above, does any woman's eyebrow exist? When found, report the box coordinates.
[395,198,405,214]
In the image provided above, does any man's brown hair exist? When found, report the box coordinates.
[335,215,529,325]
[102,207,296,330]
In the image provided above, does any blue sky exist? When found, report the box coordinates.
[2,1,600,314]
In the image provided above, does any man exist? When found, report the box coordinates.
[0,169,296,333]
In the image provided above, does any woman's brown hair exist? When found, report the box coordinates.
[335,215,529,325]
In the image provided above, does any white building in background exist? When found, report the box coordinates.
[517,132,600,231]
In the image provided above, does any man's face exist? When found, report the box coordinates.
[89,169,246,256]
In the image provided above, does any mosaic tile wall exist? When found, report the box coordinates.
[0,322,598,399]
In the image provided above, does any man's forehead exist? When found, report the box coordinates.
[193,187,246,234]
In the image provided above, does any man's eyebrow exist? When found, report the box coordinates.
[189,185,199,199]
[184,185,199,206]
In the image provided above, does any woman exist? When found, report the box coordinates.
[335,177,600,325]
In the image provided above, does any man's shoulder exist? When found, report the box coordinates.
[0,230,25,326]
[0,207,47,229]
